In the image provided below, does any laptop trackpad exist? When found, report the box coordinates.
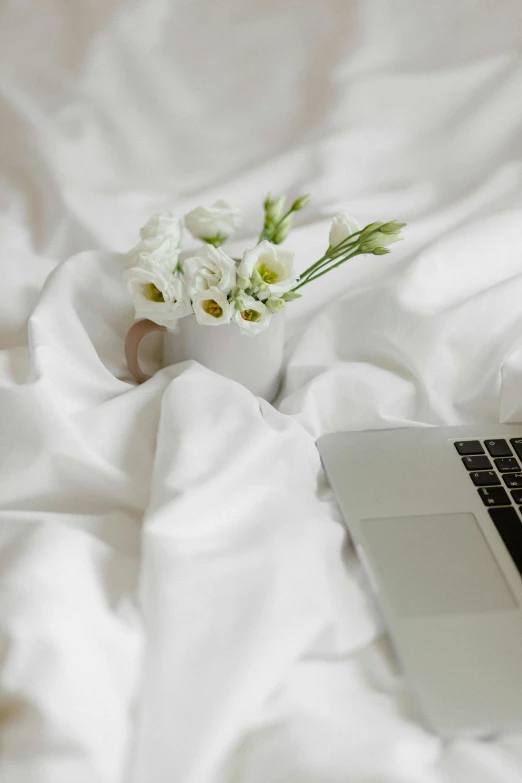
[361,513,516,616]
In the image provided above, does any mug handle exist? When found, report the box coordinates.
[125,319,166,384]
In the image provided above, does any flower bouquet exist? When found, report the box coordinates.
[124,195,405,398]
[125,195,405,336]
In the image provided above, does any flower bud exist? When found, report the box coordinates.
[263,193,275,211]
[290,194,310,212]
[378,221,406,234]
[237,276,250,289]
[266,296,286,313]
[264,194,287,223]
[282,291,302,302]
[273,215,293,244]
[360,231,402,253]
[184,200,242,244]
[372,247,391,255]
[329,214,360,248]
[359,221,383,239]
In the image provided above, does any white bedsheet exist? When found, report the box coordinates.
[1,1,522,781]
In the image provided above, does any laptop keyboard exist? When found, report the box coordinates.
[455,438,522,577]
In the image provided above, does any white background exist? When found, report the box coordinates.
[1,1,522,781]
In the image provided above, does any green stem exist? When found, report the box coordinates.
[258,215,273,242]
[292,250,361,291]
[258,215,273,243]
[299,238,360,281]
[298,250,331,280]
[326,226,382,259]
[297,226,378,282]
[271,207,294,233]
[299,235,364,281]
[258,218,270,243]
[259,206,297,243]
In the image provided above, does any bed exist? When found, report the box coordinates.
[2,1,522,781]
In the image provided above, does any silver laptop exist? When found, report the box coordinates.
[317,424,522,738]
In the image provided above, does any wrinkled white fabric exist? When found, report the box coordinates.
[1,1,522,782]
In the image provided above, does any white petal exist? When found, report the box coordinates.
[139,211,183,247]
[191,286,232,326]
[238,241,296,295]
[184,201,242,241]
[126,259,192,327]
[329,214,360,247]
[233,295,272,336]
[183,245,237,296]
[132,235,180,272]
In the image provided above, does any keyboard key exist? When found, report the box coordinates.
[478,487,511,506]
[488,507,522,577]
[503,473,522,489]
[512,490,522,503]
[462,455,492,471]
[494,457,520,473]
[454,440,484,455]
[470,471,501,486]
[485,439,512,457]
[510,439,522,460]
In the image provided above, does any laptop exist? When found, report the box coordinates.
[317,424,522,738]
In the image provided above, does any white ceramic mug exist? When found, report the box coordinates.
[125,313,285,401]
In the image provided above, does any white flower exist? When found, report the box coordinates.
[132,235,180,272]
[237,240,297,296]
[191,286,233,326]
[234,295,272,336]
[183,245,237,296]
[126,259,192,328]
[129,211,184,272]
[329,214,360,248]
[140,211,183,246]
[184,200,242,245]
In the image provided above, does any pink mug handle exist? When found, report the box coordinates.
[125,319,166,383]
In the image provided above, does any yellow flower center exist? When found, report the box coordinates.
[203,299,223,318]
[241,309,262,322]
[257,264,278,285]
[146,283,165,302]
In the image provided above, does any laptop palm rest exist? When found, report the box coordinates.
[361,513,516,616]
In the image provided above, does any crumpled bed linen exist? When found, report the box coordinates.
[1,1,522,782]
